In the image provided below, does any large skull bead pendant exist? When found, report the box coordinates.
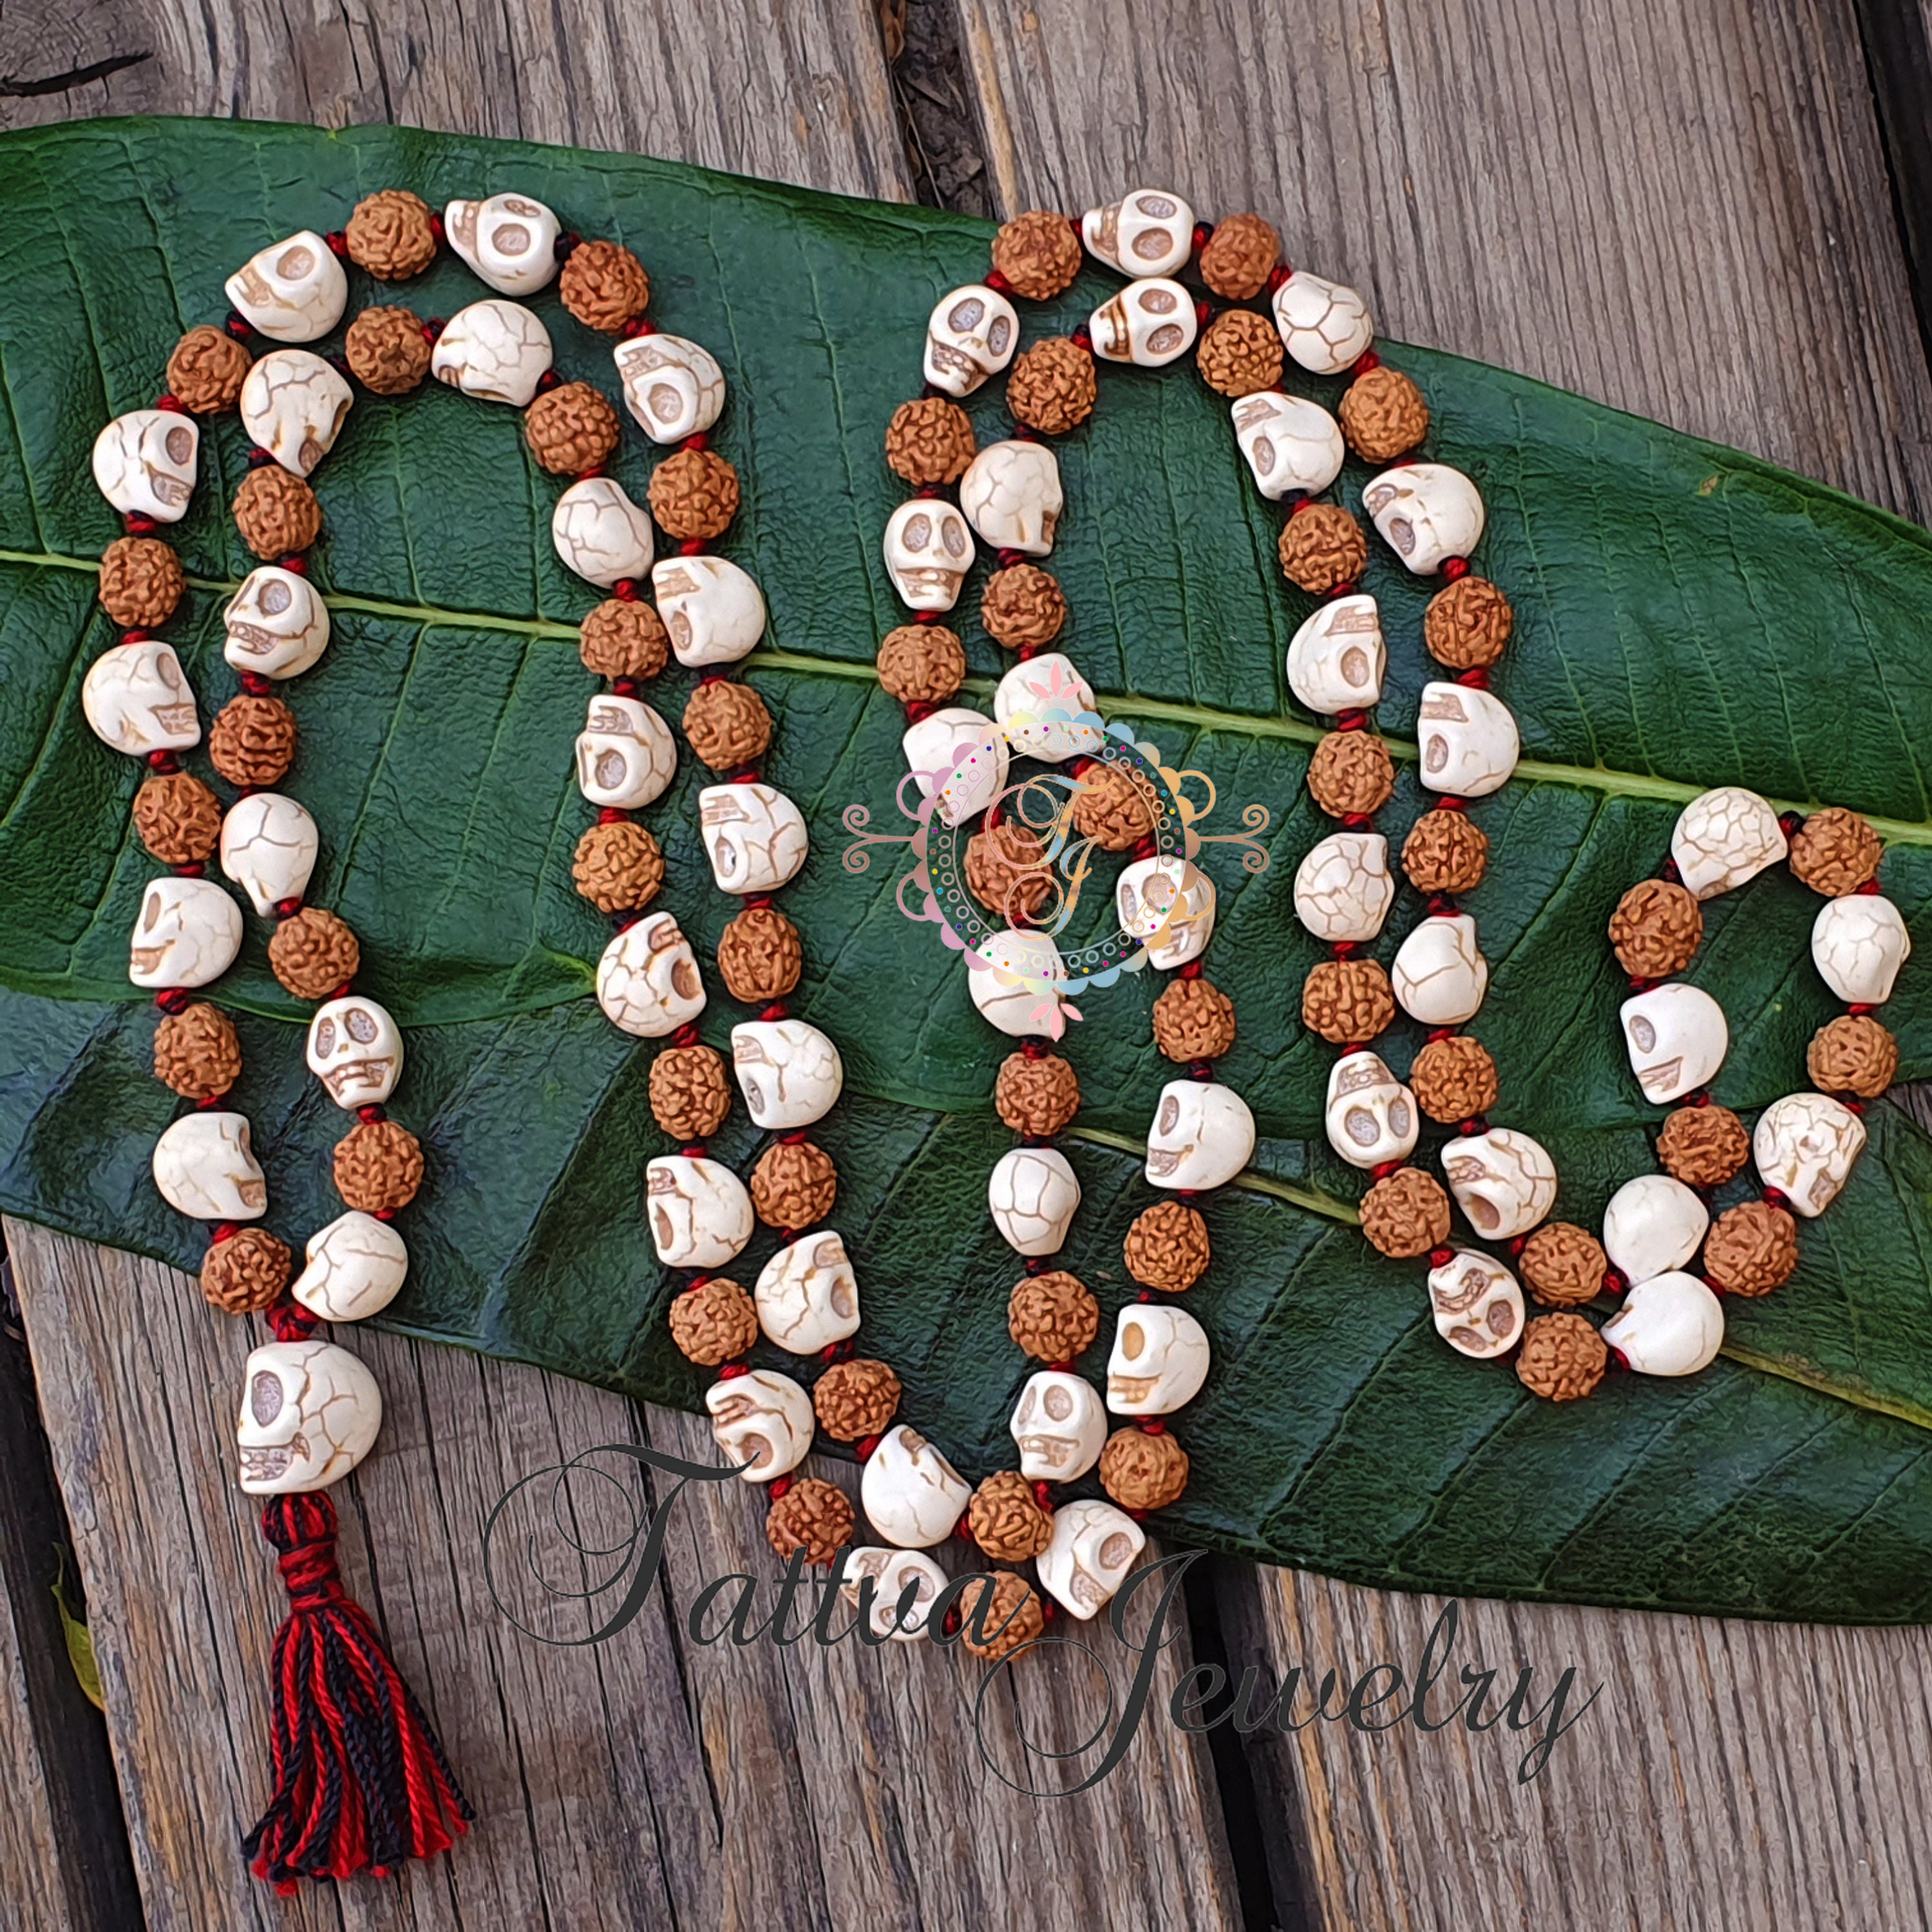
[922,285,1018,397]
[860,1425,970,1547]
[699,783,809,894]
[1144,1079,1255,1191]
[444,192,562,296]
[705,1369,813,1482]
[237,1340,382,1493]
[92,411,199,522]
[1324,1051,1419,1169]
[1037,1498,1145,1619]
[576,695,677,809]
[1106,1303,1211,1416]
[884,498,976,611]
[305,994,404,1108]
[755,1232,860,1353]
[596,913,706,1036]
[1425,1249,1524,1359]
[223,566,330,679]
[1009,1370,1106,1481]
[224,232,348,342]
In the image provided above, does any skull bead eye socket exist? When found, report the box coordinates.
[941,518,968,559]
[260,579,293,616]
[903,514,932,551]
[314,1018,336,1058]
[276,244,315,279]
[1043,1384,1074,1421]
[1146,326,1184,355]
[947,298,985,333]
[1097,1531,1133,1568]
[346,1007,378,1045]
[1135,193,1177,218]
[165,426,193,464]
[987,316,1012,355]
[251,1370,284,1426]
[1344,1106,1380,1147]
[1156,1094,1180,1135]
[140,889,161,931]
[1139,287,1177,315]
[494,222,532,257]
[1629,1016,1657,1052]
[1121,1320,1145,1361]
[502,196,543,216]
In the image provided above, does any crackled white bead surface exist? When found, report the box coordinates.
[1391,912,1488,1025]
[223,567,329,679]
[239,348,353,475]
[1082,188,1194,276]
[596,913,705,1037]
[1145,1079,1255,1191]
[1671,788,1787,899]
[1287,594,1385,714]
[1416,682,1519,797]
[839,1548,949,1642]
[1294,831,1393,943]
[1038,1498,1146,1619]
[987,1146,1081,1255]
[653,554,766,667]
[1118,856,1215,969]
[84,640,199,753]
[969,929,1065,1038]
[755,1232,860,1354]
[923,285,1018,397]
[1812,894,1910,1005]
[291,1211,408,1323]
[431,299,553,405]
[225,232,347,342]
[93,411,198,522]
[1441,1129,1557,1240]
[444,193,561,296]
[576,695,676,810]
[1425,1249,1524,1359]
[1754,1092,1866,1217]
[732,1019,842,1128]
[1271,270,1372,375]
[861,1425,969,1547]
[220,792,318,918]
[647,1155,752,1268]
[305,995,403,1109]
[1231,391,1345,500]
[128,876,242,989]
[1010,1370,1106,1482]
[1325,1051,1419,1169]
[1601,1271,1723,1376]
[153,1112,266,1220]
[705,1369,812,1482]
[960,439,1062,556]
[903,707,1009,828]
[553,477,654,587]
[994,652,1104,762]
[237,1340,381,1494]
[1602,1173,1709,1283]
[614,332,724,443]
[1363,464,1485,573]
[1620,982,1727,1103]
[1106,1303,1210,1417]
[699,783,808,895]
[1090,278,1198,366]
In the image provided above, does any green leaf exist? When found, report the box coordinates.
[50,1546,104,1712]
[3,117,1932,1622]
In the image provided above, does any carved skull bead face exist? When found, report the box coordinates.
[699,783,810,895]
[755,1232,860,1354]
[1425,1249,1524,1359]
[237,1340,382,1493]
[960,440,1063,555]
[1090,278,1198,366]
[1602,1173,1709,1284]
[596,913,706,1037]
[646,1155,753,1269]
[922,284,1019,397]
[1037,1498,1144,1620]
[92,411,199,522]
[1753,1091,1867,1217]
[553,477,655,588]
[431,299,553,406]
[291,1211,408,1323]
[223,566,330,679]
[1293,832,1394,944]
[860,1425,969,1547]
[1600,1271,1723,1376]
[83,640,200,753]
[444,193,561,296]
[1390,911,1489,1026]
[153,1111,266,1220]
[652,555,766,667]
[1271,270,1373,375]
[969,929,1066,1039]
[1231,391,1346,500]
[1620,983,1728,1104]
[1106,1303,1211,1416]
[1671,787,1787,899]
[1144,1079,1256,1191]
[840,1548,947,1642]
[732,1018,844,1129]
[884,499,976,611]
[1440,1128,1558,1240]
[1812,894,1911,1005]
[220,791,319,916]
[1416,682,1520,798]
[993,652,1104,763]
[1363,463,1486,574]
[239,348,354,475]
[224,232,348,342]
[1009,1370,1106,1481]
[576,696,676,809]
[1324,1051,1419,1170]
[1286,594,1385,715]
[987,1146,1081,1255]
[305,994,404,1109]
[128,876,242,989]
[705,1369,813,1483]
[902,708,1009,827]
[613,332,724,443]
[1118,856,1215,969]
[1082,187,1195,276]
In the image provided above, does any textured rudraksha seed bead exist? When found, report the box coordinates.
[580,598,670,680]
[683,679,773,770]
[884,396,976,484]
[991,210,1082,299]
[345,307,433,393]
[1307,730,1394,818]
[876,623,965,704]
[1071,762,1158,850]
[572,820,664,914]
[1358,1168,1452,1259]
[1278,504,1367,594]
[269,907,359,999]
[750,1139,837,1228]
[981,565,1067,650]
[649,1044,732,1141]
[1788,807,1883,896]
[153,1002,242,1101]
[345,189,439,279]
[1007,1270,1099,1362]
[1302,959,1396,1045]
[1198,213,1280,301]
[1423,576,1512,668]
[133,772,222,865]
[668,1276,758,1365]
[994,1051,1080,1135]
[1338,366,1430,463]
[1515,1312,1607,1401]
[648,448,739,540]
[1195,308,1284,399]
[813,1357,900,1441]
[524,381,621,475]
[334,1119,424,1213]
[1402,810,1488,895]
[1006,338,1097,435]
[559,240,650,332]
[1807,1014,1898,1099]
[1151,978,1236,1060]
[717,905,802,1001]
[957,1571,1045,1661]
[1124,1200,1211,1293]
[1607,879,1703,978]
[1703,1200,1799,1296]
[232,467,321,560]
[766,1478,853,1567]
[1099,1425,1189,1511]
[1518,1222,1609,1307]
[202,1227,292,1314]
[1408,1036,1498,1124]
[1656,1103,1751,1186]
[209,694,297,787]
[969,1470,1053,1562]
[965,821,1054,922]
[99,536,186,628]
[167,326,251,414]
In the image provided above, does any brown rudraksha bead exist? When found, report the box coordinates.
[766,1478,853,1568]
[1124,1200,1210,1293]
[1006,337,1097,435]
[1278,504,1367,594]
[994,1051,1081,1136]
[1423,576,1512,669]
[813,1357,900,1441]
[1338,366,1430,464]
[1788,807,1883,896]
[1409,1036,1499,1124]
[884,396,976,484]
[132,772,221,866]
[269,907,359,999]
[981,564,1067,650]
[559,239,650,332]
[649,1044,732,1141]
[579,598,669,680]
[1703,1200,1799,1297]
[683,679,773,770]
[1403,809,1488,895]
[876,623,965,705]
[1099,1426,1189,1511]
[1519,1222,1609,1307]
[334,1119,425,1213]
[1656,1103,1751,1187]
[1195,308,1284,398]
[1072,761,1159,851]
[1151,978,1236,1061]
[153,1001,242,1101]
[232,467,321,560]
[991,210,1082,299]
[648,448,739,540]
[1307,730,1394,818]
[202,1227,292,1315]
[345,189,438,279]
[524,381,621,475]
[1302,959,1396,1045]
[166,325,251,414]
[1007,1270,1099,1363]
[1608,879,1703,979]
[1359,1168,1452,1259]
[958,1571,1045,1661]
[668,1276,757,1365]
[750,1139,837,1229]
[345,306,431,394]
[1808,1014,1898,1099]
[99,536,185,628]
[969,1470,1053,1562]
[965,822,1054,920]
[1198,212,1280,301]
[1515,1312,1607,1401]
[572,820,663,913]
[718,905,802,1001]
[208,694,296,787]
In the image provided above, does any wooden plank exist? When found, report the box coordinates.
[960,0,1932,1924]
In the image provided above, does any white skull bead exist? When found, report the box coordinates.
[1090,278,1198,366]
[83,640,199,753]
[904,708,1009,827]
[959,440,1063,555]
[613,332,724,443]
[1601,1173,1708,1284]
[224,232,347,342]
[1231,392,1345,500]
[860,1425,969,1548]
[969,929,1066,1039]
[223,567,329,679]
[1391,912,1488,1025]
[92,411,198,522]
[1294,832,1394,943]
[238,1340,381,1493]
[987,1146,1081,1255]
[1082,187,1194,276]
[653,556,766,667]
[646,1155,753,1268]
[444,193,560,296]
[1425,1249,1524,1359]
[840,1548,948,1641]
[994,652,1104,763]
[129,876,242,989]
[1145,1080,1255,1191]
[1416,683,1519,797]
[1600,1272,1723,1376]
[1812,894,1910,1005]
[922,285,1019,397]
[1363,464,1486,574]
[732,1019,843,1128]
[755,1233,860,1353]
[291,1211,408,1323]
[1671,788,1787,899]
[1325,1052,1419,1169]
[153,1112,266,1220]
[431,299,553,406]
[238,348,353,475]
[1286,595,1385,714]
[1754,1092,1867,1217]
[1107,1303,1211,1416]
[576,696,676,809]
[1037,1499,1145,1619]
[1440,1129,1558,1240]
[596,913,706,1036]
[1271,270,1373,375]
[220,791,318,916]
[553,477,655,588]
[884,498,975,611]
[705,1370,813,1483]
[1620,983,1728,1103]
[305,995,404,1108]
[699,784,809,895]
[1118,857,1215,969]
[1010,1370,1106,1481]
